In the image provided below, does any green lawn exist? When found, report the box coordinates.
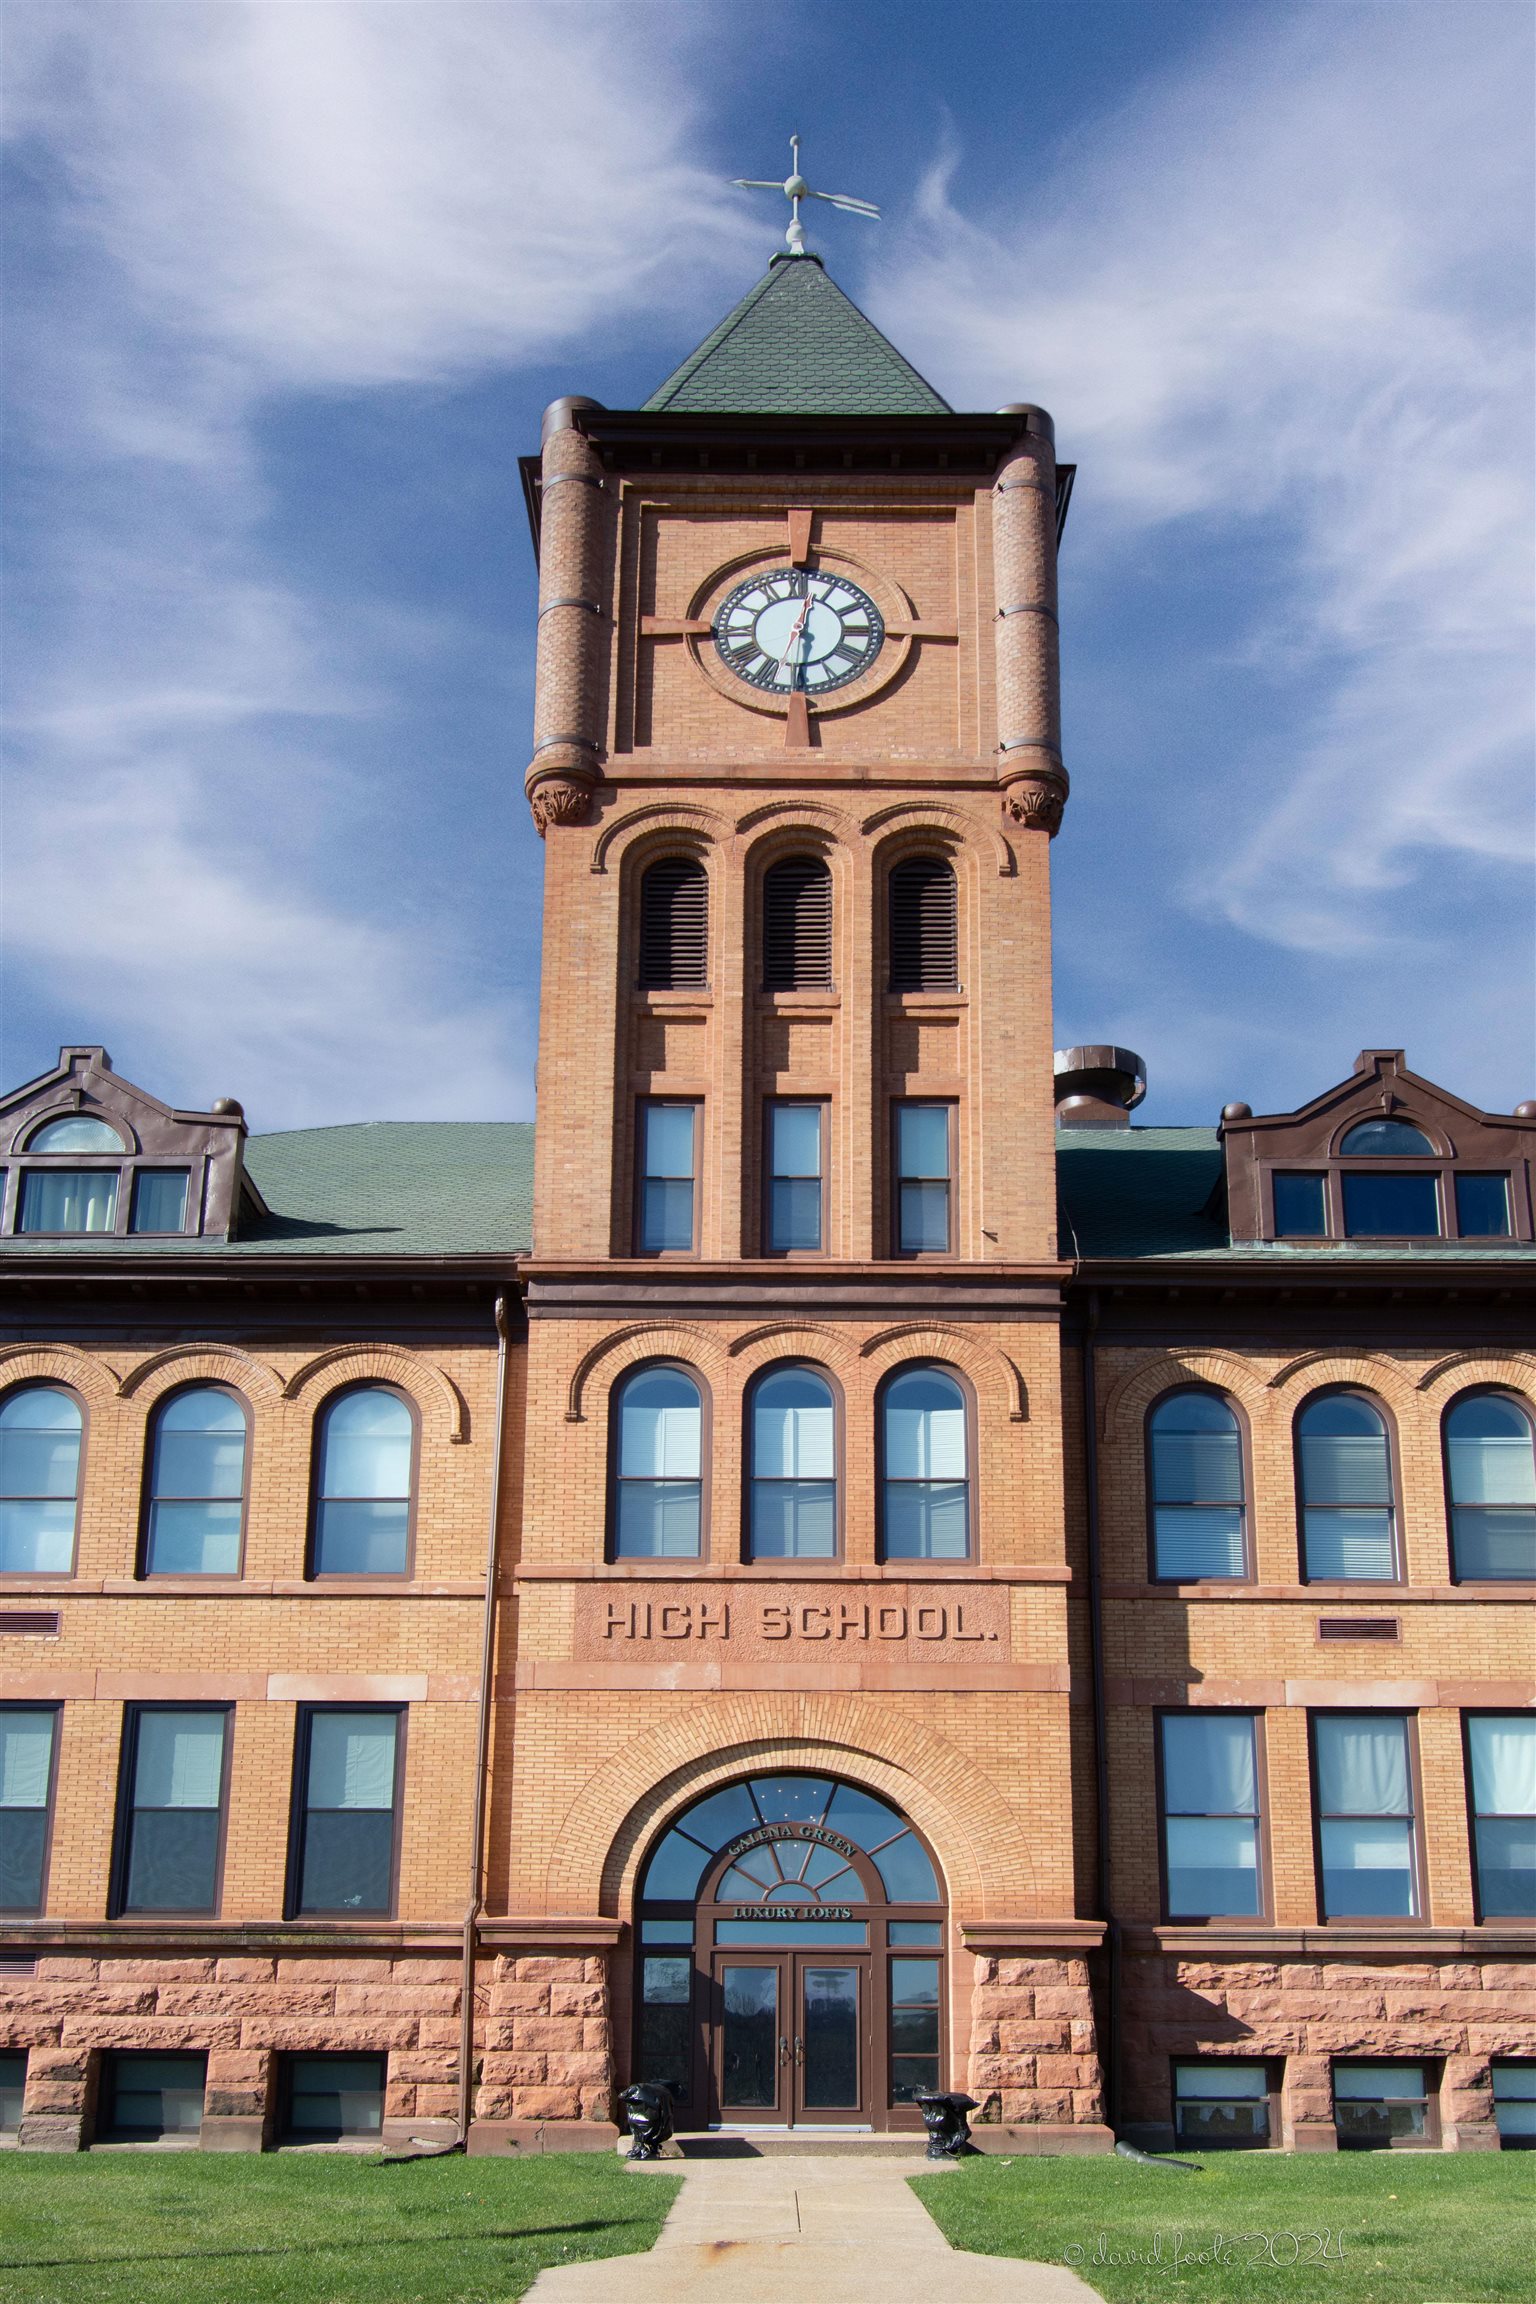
[0,2149,680,2304]
[912,2150,1535,2304]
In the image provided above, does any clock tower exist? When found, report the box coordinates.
[494,238,1105,2143]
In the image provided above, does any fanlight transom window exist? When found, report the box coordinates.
[640,1775,941,1907]
[25,1115,126,1154]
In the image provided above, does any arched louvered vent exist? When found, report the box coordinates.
[762,857,833,990]
[638,858,709,989]
[889,858,957,991]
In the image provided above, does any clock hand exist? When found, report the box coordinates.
[775,596,814,685]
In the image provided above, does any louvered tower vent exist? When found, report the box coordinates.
[889,858,958,992]
[638,858,709,989]
[762,857,833,990]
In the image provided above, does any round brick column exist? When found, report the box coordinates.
[526,398,611,833]
[991,410,1068,835]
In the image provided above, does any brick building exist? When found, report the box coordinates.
[1,248,1532,2159]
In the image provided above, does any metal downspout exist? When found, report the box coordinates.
[1080,1286,1120,2134]
[459,1294,511,2147]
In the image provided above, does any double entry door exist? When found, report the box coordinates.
[715,1952,867,2125]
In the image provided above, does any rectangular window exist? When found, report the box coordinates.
[889,1956,941,2103]
[0,1707,57,1914]
[1455,1173,1511,1237]
[1341,1171,1439,1237]
[638,1954,693,2104]
[99,2051,207,2139]
[1313,1713,1418,1919]
[1159,1714,1262,1917]
[894,1103,952,1254]
[765,1102,824,1253]
[1466,1715,1536,1919]
[282,2052,385,2140]
[637,1101,698,1253]
[116,1707,229,1913]
[129,1169,190,1234]
[1174,2061,1272,2149]
[1333,2061,1431,2148]
[1272,1172,1327,1237]
[0,2050,25,2133]
[18,1170,118,1234]
[292,1708,401,1916]
[1492,2061,1536,2149]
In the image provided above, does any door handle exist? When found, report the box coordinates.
[778,2035,790,2066]
[793,2036,804,2066]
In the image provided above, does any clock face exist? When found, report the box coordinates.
[713,569,884,695]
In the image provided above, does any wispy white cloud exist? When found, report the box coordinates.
[870,6,1533,969]
[3,1,754,1123]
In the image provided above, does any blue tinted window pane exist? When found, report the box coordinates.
[1475,1818,1536,1916]
[19,1170,118,1234]
[319,1391,412,1499]
[1273,1173,1326,1236]
[899,1180,949,1252]
[105,2053,206,2136]
[1335,1115,1436,1152]
[0,2051,24,2131]
[1456,1174,1511,1237]
[1339,1121,1434,1156]
[872,1832,939,1902]
[26,1116,123,1153]
[1166,1815,1261,1915]
[770,1178,822,1251]
[286,2054,384,2135]
[617,1482,702,1558]
[1342,1171,1439,1236]
[770,1104,821,1178]
[1454,1509,1536,1580]
[751,1482,836,1558]
[642,1178,694,1250]
[643,1105,696,1178]
[130,1171,189,1233]
[896,1105,949,1180]
[314,1499,409,1574]
[1154,1507,1246,1579]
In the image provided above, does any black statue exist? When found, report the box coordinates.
[618,2081,675,2161]
[915,2090,980,2159]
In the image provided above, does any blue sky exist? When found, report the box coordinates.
[3,0,1532,1130]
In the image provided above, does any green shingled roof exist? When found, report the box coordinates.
[1056,1127,1536,1264]
[0,1123,535,1260]
[644,255,950,415]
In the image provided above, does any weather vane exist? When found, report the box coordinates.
[732,133,880,258]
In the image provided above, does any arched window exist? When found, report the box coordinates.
[612,1366,703,1559]
[888,858,957,992]
[311,1388,414,1576]
[762,857,832,990]
[638,857,708,990]
[25,1115,125,1153]
[0,1386,82,1575]
[1339,1120,1436,1156]
[144,1387,248,1576]
[880,1367,969,1560]
[1445,1393,1536,1582]
[1147,1391,1248,1580]
[748,1367,836,1559]
[1297,1392,1398,1581]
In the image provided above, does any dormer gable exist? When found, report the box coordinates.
[0,1046,264,1243]
[1220,1049,1536,1246]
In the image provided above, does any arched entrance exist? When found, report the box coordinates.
[633,1772,946,2130]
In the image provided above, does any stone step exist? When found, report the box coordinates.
[624,2129,944,2160]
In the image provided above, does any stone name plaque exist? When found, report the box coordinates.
[574,1583,1008,1660]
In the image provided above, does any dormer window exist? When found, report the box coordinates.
[1222,1052,1534,1247]
[0,1048,261,1243]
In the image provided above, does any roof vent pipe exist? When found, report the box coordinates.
[1053,1046,1147,1130]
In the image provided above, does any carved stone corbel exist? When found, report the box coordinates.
[1001,773,1068,837]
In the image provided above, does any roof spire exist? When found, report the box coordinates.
[732,132,880,259]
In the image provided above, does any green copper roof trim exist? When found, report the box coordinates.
[643,255,951,416]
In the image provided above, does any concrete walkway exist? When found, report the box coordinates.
[525,2153,1105,2302]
